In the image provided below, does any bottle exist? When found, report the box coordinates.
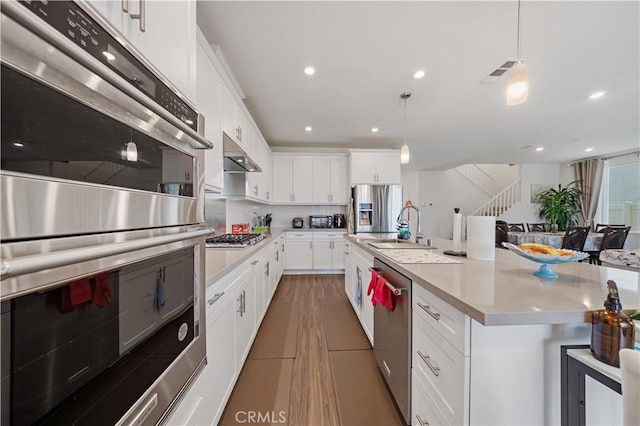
[590,280,635,367]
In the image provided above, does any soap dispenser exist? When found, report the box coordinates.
[590,280,635,367]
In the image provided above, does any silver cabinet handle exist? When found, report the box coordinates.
[416,414,429,426]
[274,241,279,244]
[417,350,440,376]
[129,0,145,32]
[251,260,259,266]
[237,294,243,316]
[241,290,246,315]
[417,302,441,320]
[254,185,258,196]
[122,0,129,13]
[344,252,349,255]
[207,291,225,306]
[266,191,270,200]
[310,241,313,249]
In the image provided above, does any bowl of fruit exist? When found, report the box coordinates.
[502,242,589,279]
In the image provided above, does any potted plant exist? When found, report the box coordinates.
[536,181,583,233]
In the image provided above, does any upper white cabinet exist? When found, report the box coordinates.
[273,154,347,205]
[246,135,272,203]
[195,32,223,191]
[85,0,196,100]
[312,156,348,204]
[349,150,401,184]
[272,155,313,204]
[221,85,252,153]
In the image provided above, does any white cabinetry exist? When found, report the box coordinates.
[161,150,193,183]
[349,150,401,184]
[284,232,313,269]
[222,85,252,153]
[246,137,272,203]
[312,232,346,270]
[195,31,223,191]
[84,0,196,100]
[272,155,313,204]
[343,240,374,344]
[311,156,348,204]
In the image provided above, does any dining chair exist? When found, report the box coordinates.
[620,348,640,426]
[589,226,631,265]
[508,223,525,232]
[595,223,627,232]
[527,223,547,232]
[560,227,590,252]
[495,221,509,248]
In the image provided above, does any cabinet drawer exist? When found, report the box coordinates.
[313,232,346,240]
[412,372,450,426]
[412,316,469,426]
[412,283,470,355]
[286,232,312,240]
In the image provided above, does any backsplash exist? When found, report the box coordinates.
[225,200,347,229]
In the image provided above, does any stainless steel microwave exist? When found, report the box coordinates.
[310,215,333,228]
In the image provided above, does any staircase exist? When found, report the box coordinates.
[471,179,521,217]
[84,161,125,184]
[454,164,494,196]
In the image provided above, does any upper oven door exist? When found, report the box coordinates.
[0,1,212,241]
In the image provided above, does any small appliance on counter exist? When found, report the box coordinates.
[309,215,333,228]
[333,213,346,228]
[590,280,635,367]
[292,217,304,228]
[231,223,251,234]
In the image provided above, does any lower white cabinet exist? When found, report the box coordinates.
[285,233,313,270]
[343,240,374,344]
[412,372,450,426]
[312,232,346,270]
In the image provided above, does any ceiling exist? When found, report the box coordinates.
[197,1,639,171]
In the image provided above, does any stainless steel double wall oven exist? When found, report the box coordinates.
[1,1,212,424]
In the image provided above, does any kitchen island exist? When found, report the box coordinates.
[346,234,639,425]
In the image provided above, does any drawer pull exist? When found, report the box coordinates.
[251,260,259,266]
[417,302,441,320]
[416,414,429,426]
[207,291,224,306]
[417,350,440,377]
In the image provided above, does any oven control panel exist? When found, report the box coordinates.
[17,0,198,131]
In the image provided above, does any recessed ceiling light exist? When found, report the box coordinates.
[13,142,24,147]
[305,126,312,132]
[413,70,425,79]
[371,127,379,133]
[304,67,315,76]
[535,147,544,152]
[585,147,594,152]
[589,91,606,100]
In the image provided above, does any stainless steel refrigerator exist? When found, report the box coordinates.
[352,184,403,233]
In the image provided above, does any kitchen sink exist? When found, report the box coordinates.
[367,241,437,249]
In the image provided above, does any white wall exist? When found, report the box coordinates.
[478,164,520,194]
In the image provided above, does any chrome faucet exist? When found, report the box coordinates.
[397,205,425,244]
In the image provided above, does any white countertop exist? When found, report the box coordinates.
[347,234,640,326]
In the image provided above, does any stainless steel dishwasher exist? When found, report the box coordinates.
[372,258,412,425]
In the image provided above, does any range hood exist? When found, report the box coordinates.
[223,132,261,173]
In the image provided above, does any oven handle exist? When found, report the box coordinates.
[0,228,212,279]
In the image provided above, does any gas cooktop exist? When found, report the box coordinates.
[206,233,266,248]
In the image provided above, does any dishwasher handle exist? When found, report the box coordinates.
[368,267,409,296]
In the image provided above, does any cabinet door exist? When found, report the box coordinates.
[162,150,193,183]
[196,42,223,191]
[272,155,293,203]
[331,239,346,269]
[261,145,272,202]
[357,259,374,344]
[252,257,266,323]
[121,0,196,100]
[344,246,357,309]
[292,156,313,204]
[330,156,349,204]
[375,152,402,184]
[84,1,125,28]
[221,85,238,142]
[285,240,313,269]
[312,157,332,203]
[349,152,377,184]
[312,240,332,269]
[235,272,256,366]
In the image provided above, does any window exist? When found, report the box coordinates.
[598,157,640,232]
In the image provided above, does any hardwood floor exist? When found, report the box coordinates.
[220,274,404,426]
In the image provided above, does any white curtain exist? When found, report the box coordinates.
[573,159,604,230]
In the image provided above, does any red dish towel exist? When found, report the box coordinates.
[373,275,395,311]
[60,278,92,313]
[92,272,111,308]
[368,270,379,305]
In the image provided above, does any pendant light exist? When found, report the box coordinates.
[400,91,411,164]
[506,0,529,105]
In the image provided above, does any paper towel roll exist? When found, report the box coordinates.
[466,216,495,261]
[452,213,462,253]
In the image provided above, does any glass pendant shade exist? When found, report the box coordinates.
[125,141,138,162]
[506,62,529,105]
[400,144,410,164]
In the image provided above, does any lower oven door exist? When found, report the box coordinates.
[0,225,210,426]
